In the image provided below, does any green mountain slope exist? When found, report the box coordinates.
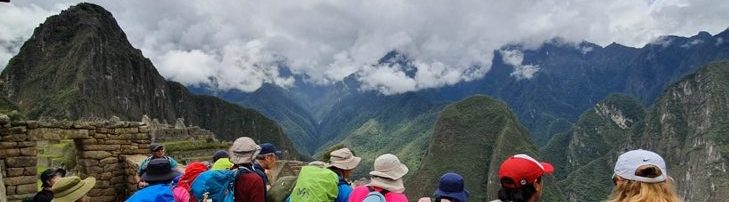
[0,3,303,159]
[541,61,729,201]
[406,95,563,201]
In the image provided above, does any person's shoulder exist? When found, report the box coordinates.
[385,192,408,201]
[240,171,264,182]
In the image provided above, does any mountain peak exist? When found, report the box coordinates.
[32,2,129,51]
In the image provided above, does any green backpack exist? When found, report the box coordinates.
[288,166,339,202]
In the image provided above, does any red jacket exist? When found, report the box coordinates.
[234,171,265,202]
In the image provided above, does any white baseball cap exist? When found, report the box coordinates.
[613,149,667,183]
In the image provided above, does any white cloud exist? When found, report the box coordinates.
[501,50,541,80]
[1,0,729,94]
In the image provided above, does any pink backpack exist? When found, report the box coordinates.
[172,186,191,202]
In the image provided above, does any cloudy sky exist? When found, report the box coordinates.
[1,0,728,94]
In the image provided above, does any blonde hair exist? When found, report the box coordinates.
[607,165,681,202]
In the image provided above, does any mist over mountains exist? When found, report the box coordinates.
[3,2,729,202]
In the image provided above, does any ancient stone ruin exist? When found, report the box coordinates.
[0,114,219,202]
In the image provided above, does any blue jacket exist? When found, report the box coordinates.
[126,184,175,202]
[334,171,351,202]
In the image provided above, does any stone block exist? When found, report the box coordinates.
[25,121,40,129]
[5,168,24,177]
[63,129,90,139]
[103,163,119,172]
[93,133,108,139]
[16,141,36,147]
[96,128,110,134]
[78,159,99,167]
[100,157,118,165]
[3,176,36,186]
[7,193,36,200]
[0,114,9,125]
[104,139,131,145]
[4,157,35,168]
[79,138,97,144]
[1,134,28,142]
[0,141,17,149]
[6,185,15,195]
[139,126,151,133]
[19,147,36,156]
[82,144,120,151]
[99,172,114,180]
[15,183,37,194]
[23,166,36,176]
[0,148,20,157]
[87,166,103,174]
[82,151,112,159]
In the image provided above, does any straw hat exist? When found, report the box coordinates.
[51,176,96,202]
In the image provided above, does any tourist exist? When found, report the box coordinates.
[51,176,95,202]
[32,168,66,202]
[230,137,266,202]
[256,143,282,188]
[173,162,209,202]
[136,143,178,188]
[289,147,361,202]
[418,172,470,202]
[491,154,554,202]
[349,154,409,202]
[607,149,680,202]
[127,158,181,201]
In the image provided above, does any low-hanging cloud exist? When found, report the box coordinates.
[1,0,729,94]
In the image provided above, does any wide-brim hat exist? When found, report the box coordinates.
[369,154,408,180]
[141,158,181,182]
[433,172,469,202]
[327,148,361,170]
[230,137,261,164]
[51,176,96,202]
[369,176,405,193]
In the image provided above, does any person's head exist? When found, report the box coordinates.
[229,137,261,166]
[497,154,554,202]
[141,158,181,184]
[327,147,361,179]
[51,176,96,202]
[608,149,680,202]
[40,168,67,188]
[434,172,469,202]
[149,143,165,158]
[212,150,229,164]
[256,143,282,170]
[368,154,409,193]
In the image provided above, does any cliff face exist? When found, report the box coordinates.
[0,3,303,158]
[542,61,729,201]
[639,61,729,201]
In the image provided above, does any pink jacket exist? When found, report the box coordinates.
[348,186,408,202]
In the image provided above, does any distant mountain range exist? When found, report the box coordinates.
[3,3,729,201]
[194,26,729,165]
[0,3,304,159]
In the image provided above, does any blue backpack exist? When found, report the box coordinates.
[190,168,250,202]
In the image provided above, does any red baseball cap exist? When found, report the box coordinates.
[498,154,554,189]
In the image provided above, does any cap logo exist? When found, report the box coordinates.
[520,179,527,185]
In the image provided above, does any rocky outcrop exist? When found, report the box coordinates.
[0,3,302,159]
[541,61,729,202]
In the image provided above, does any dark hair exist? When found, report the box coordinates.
[497,177,540,202]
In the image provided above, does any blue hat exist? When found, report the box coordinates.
[212,150,229,163]
[259,143,282,157]
[433,172,469,202]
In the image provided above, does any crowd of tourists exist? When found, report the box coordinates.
[30,136,681,202]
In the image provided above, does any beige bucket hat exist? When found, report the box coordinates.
[369,176,406,193]
[327,148,362,170]
[51,176,96,202]
[369,154,409,180]
[229,137,261,164]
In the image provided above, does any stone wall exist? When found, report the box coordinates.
[0,115,151,202]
